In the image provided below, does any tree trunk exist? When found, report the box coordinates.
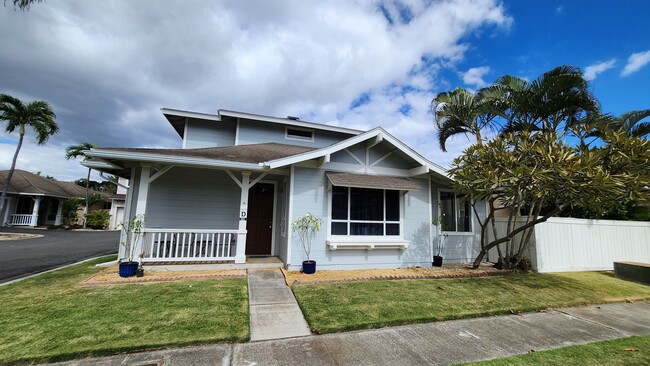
[472,207,563,270]
[83,167,90,228]
[472,248,488,269]
[0,131,24,224]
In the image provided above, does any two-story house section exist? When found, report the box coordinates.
[84,108,484,271]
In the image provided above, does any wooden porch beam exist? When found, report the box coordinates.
[148,165,173,184]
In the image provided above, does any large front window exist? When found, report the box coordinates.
[439,191,471,232]
[331,186,400,236]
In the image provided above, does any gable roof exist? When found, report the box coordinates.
[86,129,450,180]
[265,127,449,178]
[162,108,362,139]
[0,170,107,198]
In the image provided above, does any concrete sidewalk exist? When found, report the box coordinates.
[247,269,311,341]
[45,301,650,366]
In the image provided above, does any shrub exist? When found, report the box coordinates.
[85,210,110,230]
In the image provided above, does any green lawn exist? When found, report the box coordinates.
[0,256,249,365]
[462,335,650,365]
[292,271,650,334]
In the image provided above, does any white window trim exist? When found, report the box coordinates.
[285,126,314,142]
[327,185,408,250]
[438,188,474,235]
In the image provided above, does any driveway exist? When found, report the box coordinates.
[0,228,119,284]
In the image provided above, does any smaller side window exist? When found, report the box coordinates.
[439,191,471,232]
[286,127,314,141]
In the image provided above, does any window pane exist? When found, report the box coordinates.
[385,190,399,221]
[350,188,383,221]
[458,197,471,232]
[439,191,456,231]
[331,222,348,235]
[386,223,400,236]
[332,186,348,220]
[350,223,383,235]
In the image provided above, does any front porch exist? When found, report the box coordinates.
[4,196,63,227]
[140,228,285,270]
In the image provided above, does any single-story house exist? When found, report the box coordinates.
[83,108,485,270]
[0,169,118,228]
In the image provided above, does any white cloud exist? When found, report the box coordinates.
[621,50,650,76]
[460,66,491,87]
[584,59,616,81]
[0,0,512,179]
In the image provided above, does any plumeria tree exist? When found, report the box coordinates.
[449,129,649,269]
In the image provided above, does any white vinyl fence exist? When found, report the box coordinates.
[488,217,650,273]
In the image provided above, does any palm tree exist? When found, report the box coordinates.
[487,65,600,135]
[65,142,95,228]
[0,94,58,222]
[9,0,43,10]
[432,87,497,152]
[606,109,650,138]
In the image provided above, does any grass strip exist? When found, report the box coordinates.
[292,271,650,334]
[462,335,650,365]
[0,256,249,365]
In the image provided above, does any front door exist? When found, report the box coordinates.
[245,183,274,255]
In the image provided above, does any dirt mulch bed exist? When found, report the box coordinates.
[81,266,247,286]
[283,263,515,285]
[0,232,43,241]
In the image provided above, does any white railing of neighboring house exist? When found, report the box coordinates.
[141,229,245,263]
[10,214,33,226]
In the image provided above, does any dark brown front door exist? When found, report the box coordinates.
[245,183,274,255]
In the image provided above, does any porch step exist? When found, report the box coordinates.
[247,269,311,341]
[143,257,283,272]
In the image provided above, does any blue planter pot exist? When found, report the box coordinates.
[302,260,317,274]
[119,262,139,277]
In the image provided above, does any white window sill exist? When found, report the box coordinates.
[327,237,409,250]
[441,231,475,236]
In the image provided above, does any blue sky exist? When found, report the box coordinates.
[447,0,649,115]
[0,0,648,181]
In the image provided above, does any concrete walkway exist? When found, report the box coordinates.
[45,302,650,366]
[247,269,311,341]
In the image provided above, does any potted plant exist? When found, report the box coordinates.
[291,212,323,274]
[118,215,145,277]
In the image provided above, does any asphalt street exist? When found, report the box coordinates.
[0,228,119,283]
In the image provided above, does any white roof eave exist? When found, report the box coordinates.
[218,109,362,136]
[85,149,266,171]
[265,127,451,180]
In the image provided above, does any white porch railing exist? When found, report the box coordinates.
[141,229,245,263]
[10,214,33,226]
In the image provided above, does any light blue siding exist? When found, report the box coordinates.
[238,119,351,148]
[331,150,361,164]
[145,167,240,229]
[289,166,432,270]
[430,183,486,263]
[184,119,236,148]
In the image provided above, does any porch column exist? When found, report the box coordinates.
[54,198,64,225]
[132,164,152,258]
[234,171,251,264]
[30,197,42,227]
[2,198,11,225]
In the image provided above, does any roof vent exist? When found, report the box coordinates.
[287,115,300,120]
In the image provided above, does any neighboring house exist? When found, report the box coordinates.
[83,108,485,270]
[107,177,128,230]
[0,169,115,227]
